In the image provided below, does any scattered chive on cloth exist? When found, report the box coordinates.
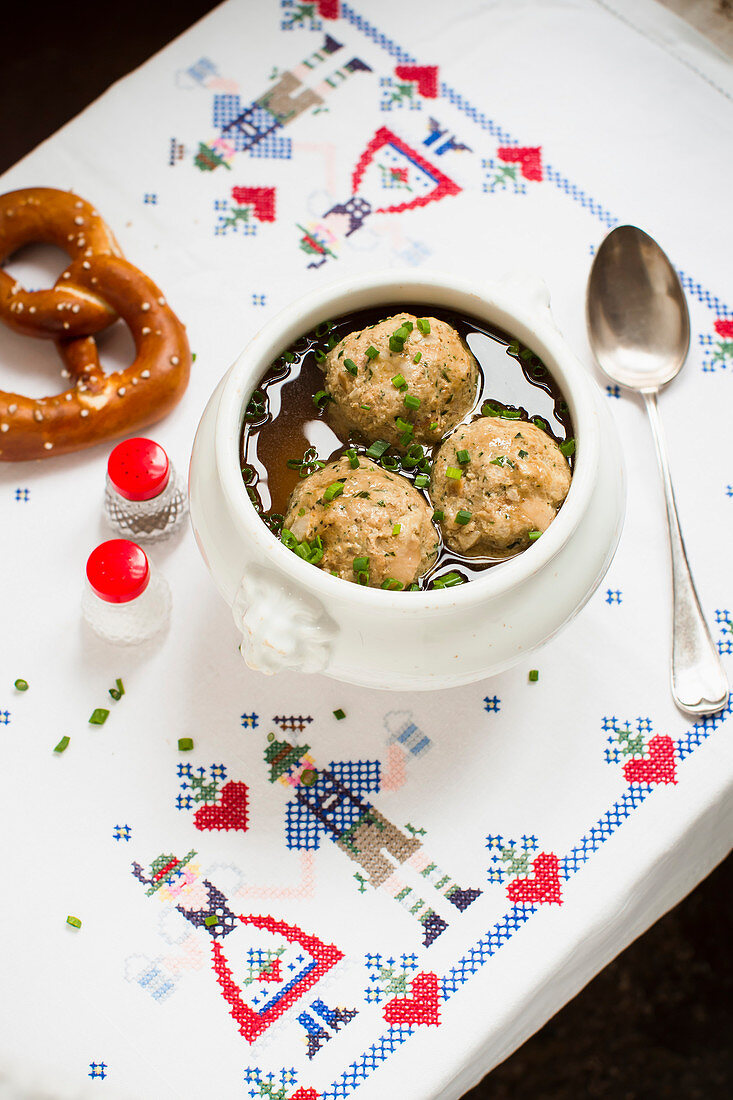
[1,1,732,1098]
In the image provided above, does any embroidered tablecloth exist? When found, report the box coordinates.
[1,2,732,1097]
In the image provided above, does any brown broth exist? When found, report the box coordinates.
[240,305,574,589]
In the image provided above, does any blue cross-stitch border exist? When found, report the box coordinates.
[285,6,733,1096]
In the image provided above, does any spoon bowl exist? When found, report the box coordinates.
[587,225,690,391]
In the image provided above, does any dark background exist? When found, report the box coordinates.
[2,3,731,1096]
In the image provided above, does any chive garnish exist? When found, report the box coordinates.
[344,358,357,376]
[433,509,444,522]
[446,466,462,480]
[333,708,346,719]
[54,736,70,753]
[314,320,333,337]
[416,318,431,335]
[430,422,438,431]
[528,530,542,541]
[178,737,194,751]
[455,509,472,525]
[414,474,430,488]
[456,449,470,464]
[432,571,464,589]
[353,556,369,573]
[389,335,405,353]
[392,523,401,535]
[366,346,379,360]
[204,915,219,927]
[360,403,371,410]
[109,677,125,701]
[283,350,296,362]
[66,915,82,929]
[518,449,528,459]
[560,438,576,456]
[14,678,28,691]
[529,669,539,682]
[366,440,390,460]
[408,583,420,591]
[403,394,420,410]
[313,390,333,408]
[346,448,360,469]
[313,348,327,362]
[391,373,407,389]
[413,352,422,364]
[281,529,324,564]
[381,578,404,590]
[89,709,109,726]
[395,417,413,436]
[323,481,344,502]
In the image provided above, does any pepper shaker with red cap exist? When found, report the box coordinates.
[105,437,188,542]
[82,540,171,644]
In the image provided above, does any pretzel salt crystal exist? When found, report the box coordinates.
[0,254,191,461]
[0,187,121,339]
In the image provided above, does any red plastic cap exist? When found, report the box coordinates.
[86,540,150,603]
[107,437,170,501]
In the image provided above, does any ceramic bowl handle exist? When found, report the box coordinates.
[232,566,337,675]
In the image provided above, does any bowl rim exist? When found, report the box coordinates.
[215,269,600,609]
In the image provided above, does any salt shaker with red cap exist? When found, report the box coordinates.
[105,437,188,542]
[82,539,171,644]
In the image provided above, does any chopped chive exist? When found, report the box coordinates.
[529,669,539,682]
[109,677,125,701]
[366,346,379,360]
[54,736,70,753]
[353,556,369,573]
[178,737,194,751]
[389,335,405,353]
[500,408,522,419]
[414,474,430,488]
[416,318,431,335]
[381,578,404,590]
[14,678,28,691]
[432,509,444,522]
[281,529,324,564]
[395,417,413,435]
[413,352,422,364]
[429,421,439,432]
[344,358,358,376]
[204,915,219,927]
[313,348,327,362]
[313,390,333,408]
[333,708,346,720]
[455,509,472,525]
[446,466,462,480]
[365,440,390,459]
[360,403,371,410]
[323,481,345,502]
[518,449,529,459]
[89,709,109,726]
[283,350,296,362]
[346,448,360,469]
[298,508,305,516]
[432,571,465,589]
[66,915,82,929]
[314,320,333,337]
[392,523,401,535]
[355,571,369,585]
[407,583,420,591]
[532,416,549,431]
[403,394,420,411]
[456,449,470,464]
[490,455,508,467]
[391,373,407,389]
[528,530,542,541]
[560,438,576,456]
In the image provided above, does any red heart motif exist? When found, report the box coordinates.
[194,780,249,832]
[258,958,282,983]
[623,735,677,786]
[394,64,439,99]
[506,853,562,907]
[497,145,543,182]
[383,971,441,1027]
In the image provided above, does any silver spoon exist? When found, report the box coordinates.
[587,225,728,716]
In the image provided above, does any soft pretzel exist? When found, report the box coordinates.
[0,254,191,461]
[0,188,122,339]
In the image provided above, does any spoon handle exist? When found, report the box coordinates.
[642,390,729,715]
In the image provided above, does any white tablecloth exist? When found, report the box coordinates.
[1,2,732,1097]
